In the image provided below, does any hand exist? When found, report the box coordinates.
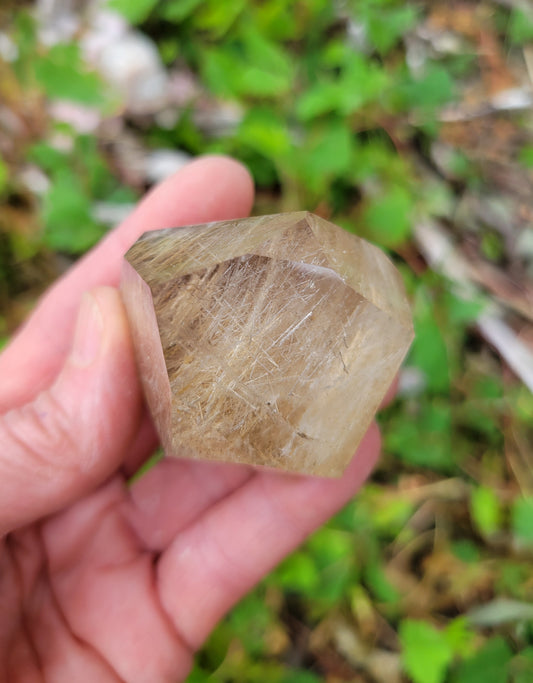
[0,156,382,682]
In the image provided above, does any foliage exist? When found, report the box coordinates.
[452,637,513,683]
[1,13,129,264]
[400,619,454,683]
[31,133,135,253]
[508,8,533,46]
[33,43,106,105]
[2,0,533,681]
[512,497,533,546]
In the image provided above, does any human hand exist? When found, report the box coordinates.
[0,156,383,682]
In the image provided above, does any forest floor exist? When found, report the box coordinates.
[1,1,533,681]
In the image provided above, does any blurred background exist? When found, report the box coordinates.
[2,0,533,681]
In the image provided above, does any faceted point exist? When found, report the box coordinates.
[121,212,414,477]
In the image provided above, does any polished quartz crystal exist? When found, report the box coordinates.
[121,212,414,476]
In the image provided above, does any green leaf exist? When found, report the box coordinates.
[43,171,105,253]
[512,647,533,683]
[372,497,414,536]
[470,486,502,537]
[350,137,407,185]
[11,11,38,85]
[365,6,418,54]
[313,561,353,606]
[400,619,453,683]
[296,55,388,121]
[363,186,413,247]
[252,0,300,41]
[409,289,450,392]
[308,528,353,568]
[364,560,400,603]
[515,387,533,422]
[297,121,354,193]
[160,0,204,22]
[359,485,415,538]
[400,64,455,111]
[452,637,512,683]
[13,11,37,55]
[126,449,164,486]
[201,48,239,98]
[240,30,294,96]
[0,156,8,194]
[473,375,503,401]
[198,620,233,671]
[321,38,350,67]
[184,664,211,683]
[443,290,485,326]
[309,123,353,177]
[281,671,322,683]
[496,562,532,600]
[481,232,505,262]
[518,145,533,168]
[238,109,292,160]
[509,9,533,46]
[34,43,105,105]
[74,134,115,196]
[194,0,246,37]
[338,55,389,115]
[451,540,481,564]
[27,142,67,175]
[203,35,293,98]
[512,497,533,544]
[275,551,320,593]
[107,0,158,24]
[418,178,455,219]
[296,81,343,120]
[444,618,476,658]
[227,592,276,657]
[158,39,180,65]
[243,26,293,78]
[386,400,454,471]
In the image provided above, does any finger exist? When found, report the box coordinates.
[157,423,381,651]
[22,576,123,682]
[0,287,142,534]
[125,459,254,551]
[43,479,192,683]
[0,156,254,410]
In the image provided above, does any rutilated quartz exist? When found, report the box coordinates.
[121,212,414,476]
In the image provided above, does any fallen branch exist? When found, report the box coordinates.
[439,87,533,122]
[414,219,533,393]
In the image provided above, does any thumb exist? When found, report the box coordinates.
[0,287,142,535]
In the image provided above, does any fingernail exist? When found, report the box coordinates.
[70,293,103,368]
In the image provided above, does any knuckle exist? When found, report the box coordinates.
[0,388,81,474]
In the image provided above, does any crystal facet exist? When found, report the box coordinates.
[121,212,414,476]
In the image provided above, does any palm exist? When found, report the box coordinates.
[4,444,378,682]
[0,158,382,682]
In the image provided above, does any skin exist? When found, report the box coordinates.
[0,156,385,682]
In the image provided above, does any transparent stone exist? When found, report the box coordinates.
[121,212,414,476]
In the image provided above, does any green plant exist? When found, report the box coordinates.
[3,2,532,682]
[400,618,474,683]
